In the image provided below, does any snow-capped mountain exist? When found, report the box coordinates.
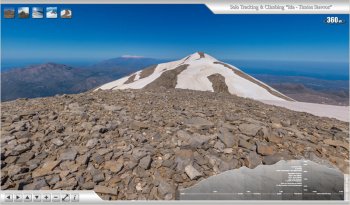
[96,52,294,101]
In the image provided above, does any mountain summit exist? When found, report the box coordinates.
[96,52,293,101]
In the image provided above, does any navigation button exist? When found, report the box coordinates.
[71,194,79,202]
[33,194,41,202]
[52,194,60,202]
[4,194,13,202]
[62,193,70,202]
[42,194,51,202]
[14,194,23,202]
[23,194,32,202]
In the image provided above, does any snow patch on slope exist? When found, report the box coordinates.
[96,76,130,90]
[175,57,284,101]
[261,100,349,122]
[96,58,185,90]
[134,70,142,81]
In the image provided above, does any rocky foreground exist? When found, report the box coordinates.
[1,89,349,200]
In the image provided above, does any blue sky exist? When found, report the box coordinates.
[1,4,349,65]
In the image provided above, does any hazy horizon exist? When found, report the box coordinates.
[2,57,348,81]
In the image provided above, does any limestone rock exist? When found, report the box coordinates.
[60,149,78,161]
[256,143,275,156]
[238,124,261,136]
[139,155,152,170]
[218,127,237,148]
[244,152,261,169]
[185,164,202,180]
[94,185,118,196]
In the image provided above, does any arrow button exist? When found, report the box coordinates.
[33,194,41,202]
[23,194,32,202]
[14,194,22,202]
[4,194,13,202]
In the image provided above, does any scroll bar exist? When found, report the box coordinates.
[345,174,349,201]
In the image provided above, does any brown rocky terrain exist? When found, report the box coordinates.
[1,89,349,200]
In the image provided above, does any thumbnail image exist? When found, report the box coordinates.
[18,7,29,19]
[60,9,72,18]
[32,7,43,18]
[46,7,58,18]
[3,8,15,18]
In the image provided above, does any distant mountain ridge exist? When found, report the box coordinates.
[1,57,165,101]
[1,63,111,101]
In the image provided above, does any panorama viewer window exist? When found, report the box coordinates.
[0,0,349,204]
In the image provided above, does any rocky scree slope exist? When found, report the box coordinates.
[1,89,349,200]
